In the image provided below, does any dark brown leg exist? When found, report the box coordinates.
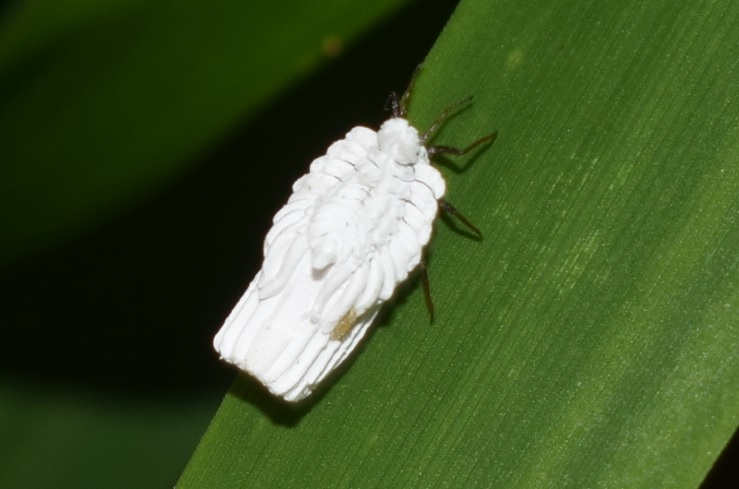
[440,200,482,238]
[419,260,435,323]
[428,131,497,157]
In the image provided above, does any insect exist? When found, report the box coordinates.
[213,69,497,402]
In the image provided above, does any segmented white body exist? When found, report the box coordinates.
[214,117,445,402]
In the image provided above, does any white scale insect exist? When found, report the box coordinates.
[214,70,496,402]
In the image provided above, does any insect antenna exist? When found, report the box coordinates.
[389,92,401,117]
[397,64,422,118]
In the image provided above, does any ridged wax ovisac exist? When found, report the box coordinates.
[213,75,496,402]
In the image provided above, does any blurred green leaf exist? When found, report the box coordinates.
[178,0,739,487]
[0,377,218,489]
[0,0,405,266]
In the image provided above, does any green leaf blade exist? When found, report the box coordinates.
[179,0,739,487]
